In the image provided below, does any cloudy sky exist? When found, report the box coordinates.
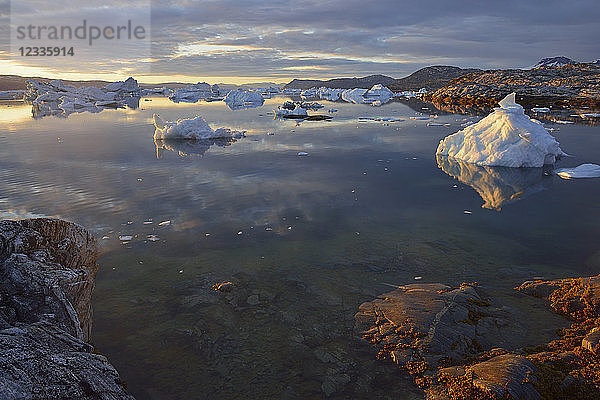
[1,0,599,83]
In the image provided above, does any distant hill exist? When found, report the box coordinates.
[528,56,579,69]
[284,74,396,90]
[0,75,113,91]
[388,66,481,91]
[284,67,480,92]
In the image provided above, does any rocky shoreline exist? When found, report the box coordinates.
[355,276,600,399]
[424,64,600,111]
[0,219,133,399]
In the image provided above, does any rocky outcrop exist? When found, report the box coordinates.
[425,64,600,110]
[356,277,600,399]
[0,218,133,399]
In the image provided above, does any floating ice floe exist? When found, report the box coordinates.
[341,88,368,104]
[169,82,221,103]
[437,155,549,210]
[436,93,565,167]
[24,77,141,118]
[224,90,264,110]
[153,114,245,140]
[274,105,308,118]
[297,152,309,156]
[317,87,344,101]
[531,107,550,113]
[555,164,600,179]
[119,235,133,241]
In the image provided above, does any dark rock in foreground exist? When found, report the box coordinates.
[0,218,133,399]
[356,276,600,399]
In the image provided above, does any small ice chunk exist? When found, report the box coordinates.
[119,235,133,241]
[532,107,550,113]
[147,235,160,241]
[297,152,309,156]
[555,164,600,179]
[102,235,110,240]
[463,210,472,215]
[158,220,171,226]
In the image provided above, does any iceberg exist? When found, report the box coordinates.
[153,114,245,140]
[169,82,219,103]
[437,155,549,210]
[555,164,600,179]
[436,93,565,167]
[274,105,308,118]
[341,88,368,104]
[24,78,141,118]
[223,90,264,110]
[340,85,394,105]
[316,87,344,101]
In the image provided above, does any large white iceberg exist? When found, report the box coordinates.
[555,164,600,179]
[436,93,565,167]
[223,90,264,109]
[153,114,245,140]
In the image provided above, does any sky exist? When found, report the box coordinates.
[1,0,599,84]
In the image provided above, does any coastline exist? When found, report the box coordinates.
[0,218,133,399]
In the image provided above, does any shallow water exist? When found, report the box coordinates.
[1,97,599,399]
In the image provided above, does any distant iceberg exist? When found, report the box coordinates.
[24,77,141,118]
[340,85,394,105]
[316,87,344,101]
[437,155,549,210]
[169,82,220,103]
[274,105,308,118]
[436,93,565,167]
[555,164,600,179]
[341,88,368,104]
[153,114,245,140]
[223,90,264,110]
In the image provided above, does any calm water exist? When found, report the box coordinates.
[1,97,599,399]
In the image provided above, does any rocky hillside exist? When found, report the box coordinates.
[388,65,481,91]
[284,74,396,90]
[425,63,600,109]
[0,218,133,399]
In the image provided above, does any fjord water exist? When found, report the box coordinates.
[1,97,599,399]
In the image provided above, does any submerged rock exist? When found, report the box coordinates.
[436,93,565,167]
[0,218,133,399]
[356,275,600,399]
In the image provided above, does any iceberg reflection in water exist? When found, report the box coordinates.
[154,137,239,158]
[436,155,550,210]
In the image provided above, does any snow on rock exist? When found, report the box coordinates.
[555,164,600,179]
[436,93,565,167]
[153,114,245,140]
[223,90,264,110]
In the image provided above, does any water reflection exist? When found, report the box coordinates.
[436,155,550,210]
[154,138,239,158]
